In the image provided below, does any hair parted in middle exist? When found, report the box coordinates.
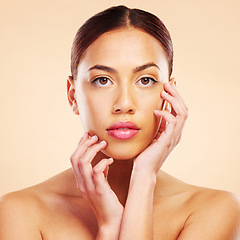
[71,5,173,80]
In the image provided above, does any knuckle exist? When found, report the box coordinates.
[77,185,84,195]
[178,109,188,120]
[78,160,85,169]
[183,110,188,119]
[165,140,172,149]
[95,186,104,197]
[93,167,101,175]
[172,118,177,126]
[70,155,76,164]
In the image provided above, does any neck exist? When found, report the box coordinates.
[92,152,134,206]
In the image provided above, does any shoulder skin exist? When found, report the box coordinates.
[178,189,240,240]
[0,189,43,240]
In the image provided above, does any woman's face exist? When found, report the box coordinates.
[72,28,169,160]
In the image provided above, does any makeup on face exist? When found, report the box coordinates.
[107,121,140,140]
[74,28,169,159]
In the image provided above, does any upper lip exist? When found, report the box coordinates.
[107,121,140,130]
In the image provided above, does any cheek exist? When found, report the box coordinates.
[77,91,111,135]
[102,93,163,160]
[138,91,163,136]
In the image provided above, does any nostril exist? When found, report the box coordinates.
[113,104,135,114]
[114,104,120,112]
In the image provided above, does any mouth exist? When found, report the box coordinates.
[107,121,140,140]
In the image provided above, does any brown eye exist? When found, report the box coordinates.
[99,77,108,85]
[137,77,157,86]
[92,77,113,87]
[141,77,150,85]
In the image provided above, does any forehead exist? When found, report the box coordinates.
[78,28,168,74]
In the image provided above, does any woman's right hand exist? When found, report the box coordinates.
[70,133,123,238]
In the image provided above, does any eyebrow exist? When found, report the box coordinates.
[88,62,160,73]
[133,62,160,73]
[89,65,117,73]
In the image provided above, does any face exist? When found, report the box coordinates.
[70,28,169,160]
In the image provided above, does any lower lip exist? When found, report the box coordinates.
[107,129,139,140]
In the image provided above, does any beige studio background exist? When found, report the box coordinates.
[0,0,240,196]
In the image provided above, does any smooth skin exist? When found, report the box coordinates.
[0,28,240,240]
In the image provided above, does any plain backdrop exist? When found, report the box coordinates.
[0,0,239,196]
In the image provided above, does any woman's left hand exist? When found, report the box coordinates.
[132,82,188,177]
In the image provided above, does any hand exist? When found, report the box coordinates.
[133,82,188,177]
[70,133,123,230]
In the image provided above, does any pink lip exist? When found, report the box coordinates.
[107,121,140,140]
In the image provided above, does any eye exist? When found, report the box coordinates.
[136,77,157,86]
[91,77,113,87]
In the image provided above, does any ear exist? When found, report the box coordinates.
[67,76,79,115]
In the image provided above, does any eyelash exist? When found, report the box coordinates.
[91,77,113,87]
[91,76,158,87]
[136,77,157,86]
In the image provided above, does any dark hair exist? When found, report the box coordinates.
[71,5,173,80]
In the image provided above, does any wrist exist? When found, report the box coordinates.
[131,166,157,183]
[130,168,157,191]
[97,223,120,240]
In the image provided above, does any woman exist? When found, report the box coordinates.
[0,5,239,240]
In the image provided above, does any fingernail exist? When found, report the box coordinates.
[162,90,167,95]
[166,82,171,87]
[90,135,98,139]
[100,140,106,144]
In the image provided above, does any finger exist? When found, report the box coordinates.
[159,116,167,134]
[70,133,98,196]
[77,132,88,146]
[164,82,188,111]
[92,158,114,195]
[161,91,188,126]
[71,161,86,197]
[78,140,108,193]
[71,135,89,192]
[80,140,107,165]
[155,108,185,147]
[154,112,167,140]
[161,93,187,142]
[71,134,98,164]
[154,110,176,140]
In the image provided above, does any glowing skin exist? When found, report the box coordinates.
[72,28,169,160]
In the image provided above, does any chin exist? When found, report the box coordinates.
[101,142,146,160]
[101,150,138,160]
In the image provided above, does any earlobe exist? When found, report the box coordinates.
[67,76,79,115]
[72,100,79,115]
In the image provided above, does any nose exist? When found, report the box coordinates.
[112,86,136,114]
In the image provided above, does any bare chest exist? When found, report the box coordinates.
[40,201,189,240]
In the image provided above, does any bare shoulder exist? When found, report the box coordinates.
[180,183,240,239]
[0,187,43,239]
[157,171,240,239]
[0,170,97,240]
